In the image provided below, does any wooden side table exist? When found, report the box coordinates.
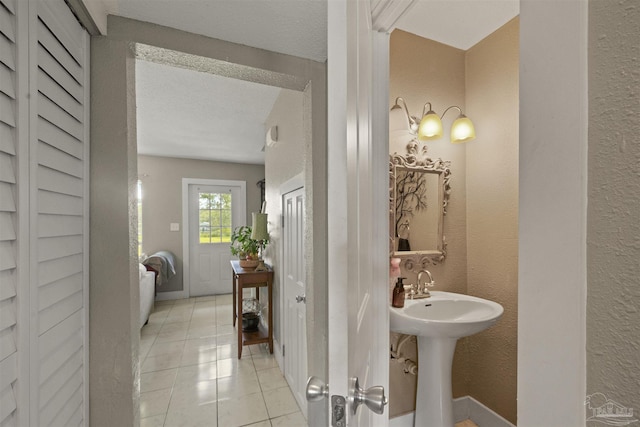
[230,260,273,359]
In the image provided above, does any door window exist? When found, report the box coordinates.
[199,192,232,243]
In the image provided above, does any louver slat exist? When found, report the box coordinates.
[33,2,89,425]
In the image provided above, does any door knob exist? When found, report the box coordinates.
[295,295,306,303]
[306,376,329,402]
[348,377,388,415]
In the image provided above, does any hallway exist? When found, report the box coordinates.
[139,295,306,427]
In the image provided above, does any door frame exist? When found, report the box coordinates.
[182,178,246,299]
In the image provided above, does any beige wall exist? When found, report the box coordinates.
[389,30,469,417]
[137,155,264,293]
[263,88,305,345]
[587,0,640,410]
[388,22,519,422]
[465,18,519,424]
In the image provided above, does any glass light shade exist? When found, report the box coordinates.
[389,105,409,132]
[450,115,476,143]
[250,213,269,241]
[418,111,443,140]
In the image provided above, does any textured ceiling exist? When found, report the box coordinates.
[114,0,327,62]
[135,59,281,164]
[117,0,518,164]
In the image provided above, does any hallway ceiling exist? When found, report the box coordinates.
[117,0,518,164]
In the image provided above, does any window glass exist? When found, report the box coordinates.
[199,191,232,243]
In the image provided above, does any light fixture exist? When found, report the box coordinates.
[250,212,269,272]
[390,97,476,143]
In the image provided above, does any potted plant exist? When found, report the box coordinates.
[230,225,260,268]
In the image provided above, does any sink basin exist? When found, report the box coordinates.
[390,291,503,338]
[389,291,503,427]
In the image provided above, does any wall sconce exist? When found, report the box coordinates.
[390,97,476,144]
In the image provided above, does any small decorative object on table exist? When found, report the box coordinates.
[230,225,260,269]
[242,298,261,332]
[250,203,270,272]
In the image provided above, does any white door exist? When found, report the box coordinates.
[189,184,244,296]
[325,0,393,425]
[282,187,308,415]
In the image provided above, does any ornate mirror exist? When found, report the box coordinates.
[390,144,451,271]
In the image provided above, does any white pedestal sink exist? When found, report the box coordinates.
[390,291,503,427]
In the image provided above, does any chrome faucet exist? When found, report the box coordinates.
[415,269,435,298]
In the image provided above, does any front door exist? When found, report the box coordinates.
[325,0,394,424]
[188,183,244,296]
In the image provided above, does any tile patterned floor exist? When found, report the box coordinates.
[139,294,306,427]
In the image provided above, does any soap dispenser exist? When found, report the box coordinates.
[392,277,406,308]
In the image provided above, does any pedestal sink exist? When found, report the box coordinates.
[390,291,503,427]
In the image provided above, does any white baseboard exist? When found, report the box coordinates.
[390,396,515,427]
[273,338,284,373]
[155,290,187,301]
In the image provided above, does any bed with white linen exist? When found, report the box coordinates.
[139,263,155,328]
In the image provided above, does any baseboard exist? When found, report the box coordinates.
[154,290,187,301]
[273,338,284,372]
[389,396,515,427]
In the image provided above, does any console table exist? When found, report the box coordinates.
[230,260,273,358]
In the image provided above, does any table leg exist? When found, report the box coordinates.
[268,278,273,354]
[232,273,237,327]
[237,281,243,359]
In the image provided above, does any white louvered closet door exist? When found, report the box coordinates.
[0,0,90,425]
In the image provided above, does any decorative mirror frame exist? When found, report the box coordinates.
[389,148,451,272]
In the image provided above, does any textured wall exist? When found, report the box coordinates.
[587,0,640,412]
[90,37,139,427]
[137,155,264,293]
[389,30,469,418]
[465,18,519,424]
[263,88,305,346]
[388,25,520,422]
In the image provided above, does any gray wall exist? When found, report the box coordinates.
[90,15,327,427]
[138,155,265,293]
[587,0,640,411]
[90,36,140,427]
[263,89,305,346]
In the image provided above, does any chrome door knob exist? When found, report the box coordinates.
[305,376,329,402]
[295,295,306,303]
[348,377,388,415]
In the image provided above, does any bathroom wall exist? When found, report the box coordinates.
[465,18,519,424]
[587,0,640,412]
[388,22,519,422]
[137,155,264,293]
[263,88,305,348]
[389,30,469,417]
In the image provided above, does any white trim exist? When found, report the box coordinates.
[181,178,246,298]
[280,173,304,196]
[273,337,284,373]
[371,0,417,33]
[389,396,516,427]
[154,290,188,302]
